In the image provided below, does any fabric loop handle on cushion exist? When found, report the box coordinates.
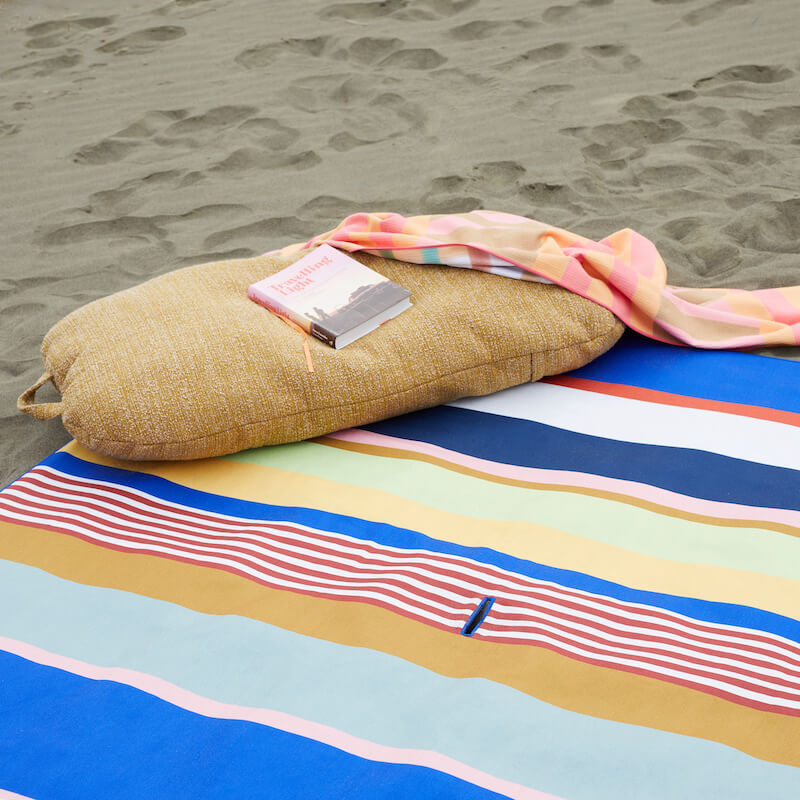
[18,372,64,421]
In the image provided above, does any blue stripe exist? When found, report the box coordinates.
[572,332,800,413]
[5,560,800,800]
[0,650,505,800]
[23,451,800,645]
[364,406,800,512]
[420,247,442,264]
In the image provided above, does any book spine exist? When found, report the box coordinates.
[247,288,312,334]
[309,325,337,348]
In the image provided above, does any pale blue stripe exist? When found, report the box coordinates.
[1,559,798,799]
[421,246,442,263]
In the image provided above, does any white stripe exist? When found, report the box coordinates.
[22,475,799,682]
[493,595,800,678]
[0,500,465,630]
[488,606,800,693]
[9,477,494,605]
[5,484,800,708]
[14,482,800,687]
[474,625,800,711]
[15,468,800,661]
[3,488,476,613]
[439,252,552,282]
[0,494,469,621]
[449,382,800,470]
[8,498,795,710]
[7,480,800,685]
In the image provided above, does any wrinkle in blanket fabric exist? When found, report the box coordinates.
[1,337,800,798]
[271,210,800,349]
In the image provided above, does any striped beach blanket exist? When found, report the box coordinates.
[273,210,800,349]
[1,333,799,798]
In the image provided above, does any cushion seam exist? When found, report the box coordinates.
[67,317,623,451]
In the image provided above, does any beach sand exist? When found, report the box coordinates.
[1,0,799,486]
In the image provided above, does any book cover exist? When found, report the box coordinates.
[248,244,412,348]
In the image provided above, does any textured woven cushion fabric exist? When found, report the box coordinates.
[19,250,623,460]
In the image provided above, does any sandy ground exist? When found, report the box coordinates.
[1,0,799,486]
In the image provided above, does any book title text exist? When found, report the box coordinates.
[269,253,332,296]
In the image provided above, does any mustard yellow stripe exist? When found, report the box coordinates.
[1,517,797,767]
[60,442,800,622]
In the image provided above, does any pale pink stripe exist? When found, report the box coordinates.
[559,256,594,294]
[328,429,800,529]
[628,231,656,278]
[757,289,800,332]
[426,215,488,234]
[471,210,552,228]
[0,636,559,800]
[0,790,34,800]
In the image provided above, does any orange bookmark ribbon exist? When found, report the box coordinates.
[276,315,315,373]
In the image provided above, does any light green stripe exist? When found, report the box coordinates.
[228,442,800,582]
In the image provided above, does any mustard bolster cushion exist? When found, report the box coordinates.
[19,250,624,460]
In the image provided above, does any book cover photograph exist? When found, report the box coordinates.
[249,244,412,348]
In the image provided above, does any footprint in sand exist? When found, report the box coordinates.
[419,161,529,213]
[384,0,480,21]
[497,42,572,71]
[283,74,371,113]
[637,164,705,189]
[280,68,428,150]
[583,43,641,71]
[112,109,191,139]
[298,195,366,222]
[693,64,794,97]
[687,140,777,171]
[0,122,21,137]
[512,84,572,117]
[470,161,527,194]
[319,0,410,21]
[420,174,480,214]
[73,139,141,165]
[622,93,726,130]
[72,106,301,167]
[202,217,311,251]
[346,37,405,64]
[36,204,256,274]
[87,169,210,216]
[152,0,228,18]
[522,182,586,218]
[420,0,480,15]
[543,0,613,24]
[1,52,82,80]
[97,26,186,55]
[737,106,800,143]
[210,149,320,173]
[37,217,169,248]
[659,215,744,280]
[336,92,428,150]
[25,17,115,49]
[73,110,188,164]
[237,118,299,151]
[158,106,259,140]
[562,117,687,164]
[447,18,537,41]
[723,199,800,254]
[681,0,752,27]
[88,170,187,213]
[235,37,334,69]
[378,48,447,69]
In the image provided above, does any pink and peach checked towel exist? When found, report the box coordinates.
[273,210,800,349]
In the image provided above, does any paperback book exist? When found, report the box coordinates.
[248,244,412,349]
